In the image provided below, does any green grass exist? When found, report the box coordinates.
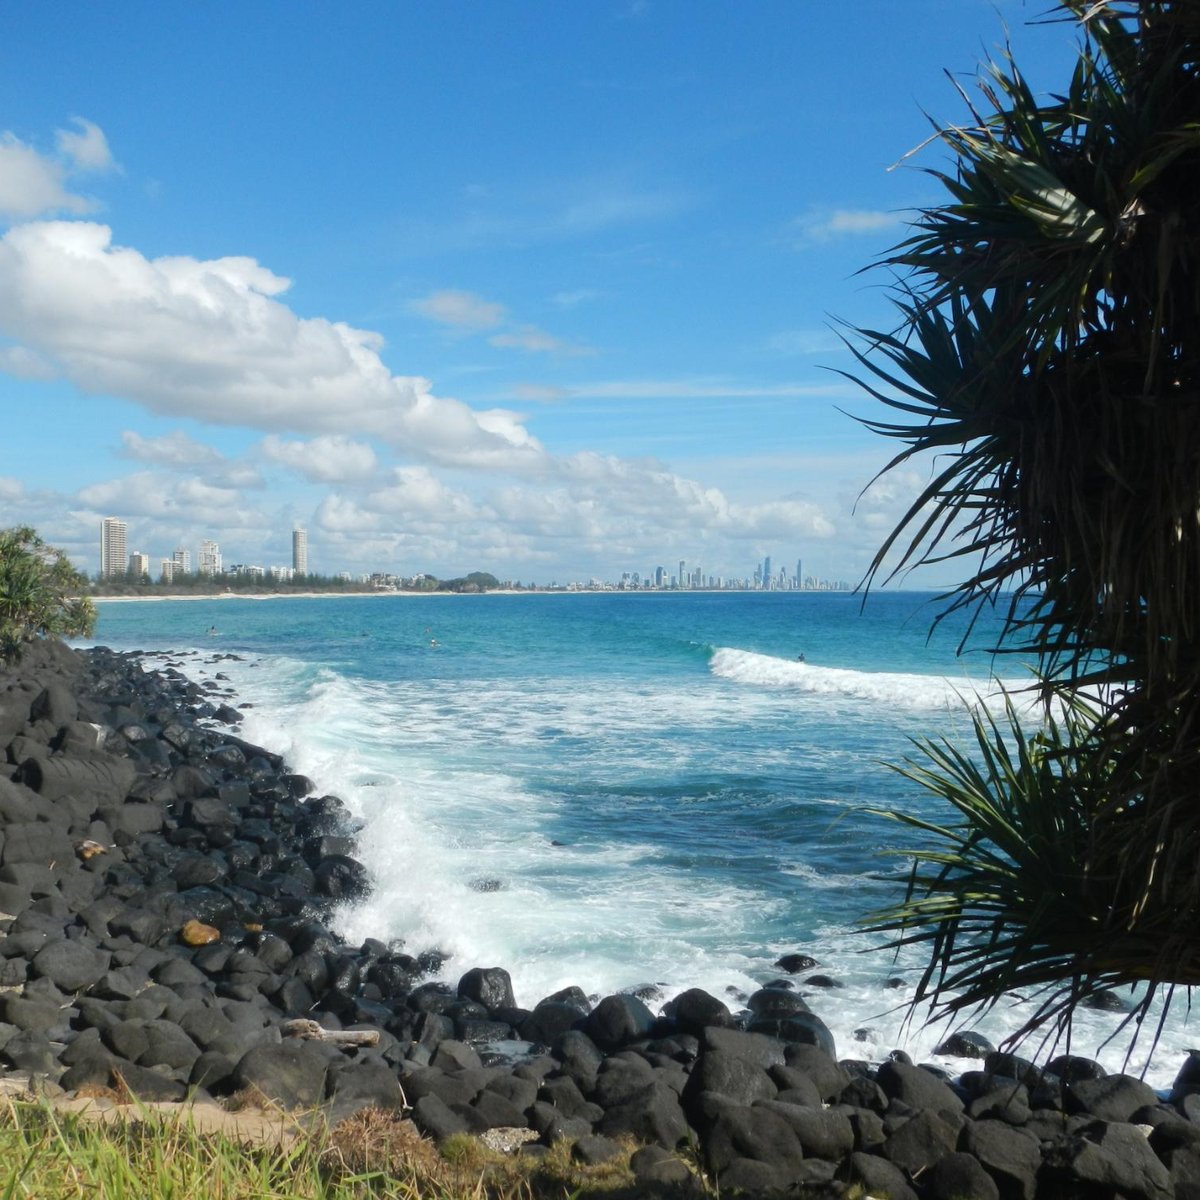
[0,1098,673,1200]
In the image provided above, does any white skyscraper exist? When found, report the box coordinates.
[172,547,192,575]
[100,517,127,578]
[199,540,222,576]
[129,551,151,579]
[292,526,308,576]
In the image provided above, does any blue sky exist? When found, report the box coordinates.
[0,1,1078,584]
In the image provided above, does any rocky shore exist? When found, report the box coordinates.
[0,639,1198,1198]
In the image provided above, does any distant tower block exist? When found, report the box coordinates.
[199,539,222,576]
[100,517,127,578]
[293,526,308,575]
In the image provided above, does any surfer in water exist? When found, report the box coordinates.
[796,652,806,663]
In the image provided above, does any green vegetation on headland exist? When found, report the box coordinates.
[0,526,95,659]
[857,0,1200,1052]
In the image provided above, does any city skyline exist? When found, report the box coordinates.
[95,515,846,591]
[0,5,1078,586]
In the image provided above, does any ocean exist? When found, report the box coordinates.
[89,589,1193,1086]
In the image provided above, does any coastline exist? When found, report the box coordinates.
[0,637,1193,1197]
[91,587,857,604]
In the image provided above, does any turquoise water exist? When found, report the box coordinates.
[89,590,1191,1082]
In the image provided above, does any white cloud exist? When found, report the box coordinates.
[488,325,592,356]
[0,133,93,219]
[0,477,25,502]
[0,344,57,380]
[0,222,543,470]
[790,207,905,246]
[55,118,117,174]
[558,187,685,233]
[550,288,598,307]
[76,470,265,530]
[512,383,570,403]
[261,434,378,483]
[410,289,506,330]
[119,429,223,468]
[568,378,853,400]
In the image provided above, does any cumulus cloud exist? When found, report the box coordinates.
[318,467,479,531]
[0,476,24,502]
[410,289,506,330]
[306,445,837,578]
[0,222,543,469]
[261,434,378,483]
[0,133,93,219]
[0,344,57,380]
[55,118,117,174]
[77,471,254,523]
[119,430,223,468]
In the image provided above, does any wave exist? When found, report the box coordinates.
[708,647,1031,713]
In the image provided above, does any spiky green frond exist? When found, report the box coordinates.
[0,527,96,659]
[855,1,1200,1052]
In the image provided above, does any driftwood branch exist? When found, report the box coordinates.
[282,1019,380,1047]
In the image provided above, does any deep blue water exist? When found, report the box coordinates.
[88,590,1190,1082]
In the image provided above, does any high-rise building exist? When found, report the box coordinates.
[129,551,151,579]
[160,559,175,583]
[100,517,127,578]
[678,560,686,588]
[292,527,308,576]
[199,540,222,576]
[172,547,192,575]
[762,555,772,590]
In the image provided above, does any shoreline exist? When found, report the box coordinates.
[0,638,1193,1196]
[91,588,859,604]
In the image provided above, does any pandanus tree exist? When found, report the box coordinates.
[855,1,1200,1048]
[0,527,96,660]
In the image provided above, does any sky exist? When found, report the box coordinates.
[0,1,1080,586]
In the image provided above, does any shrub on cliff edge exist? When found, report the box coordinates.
[0,525,95,659]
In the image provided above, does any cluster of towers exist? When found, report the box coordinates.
[99,517,308,581]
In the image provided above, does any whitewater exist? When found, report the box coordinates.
[91,590,1197,1088]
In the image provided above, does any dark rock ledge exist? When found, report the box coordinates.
[1,638,1197,1198]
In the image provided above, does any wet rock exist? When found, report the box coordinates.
[773,952,817,973]
[663,987,733,1036]
[1066,1073,1159,1123]
[877,1058,965,1116]
[457,966,516,1014]
[584,994,655,1051]
[935,1029,995,1059]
